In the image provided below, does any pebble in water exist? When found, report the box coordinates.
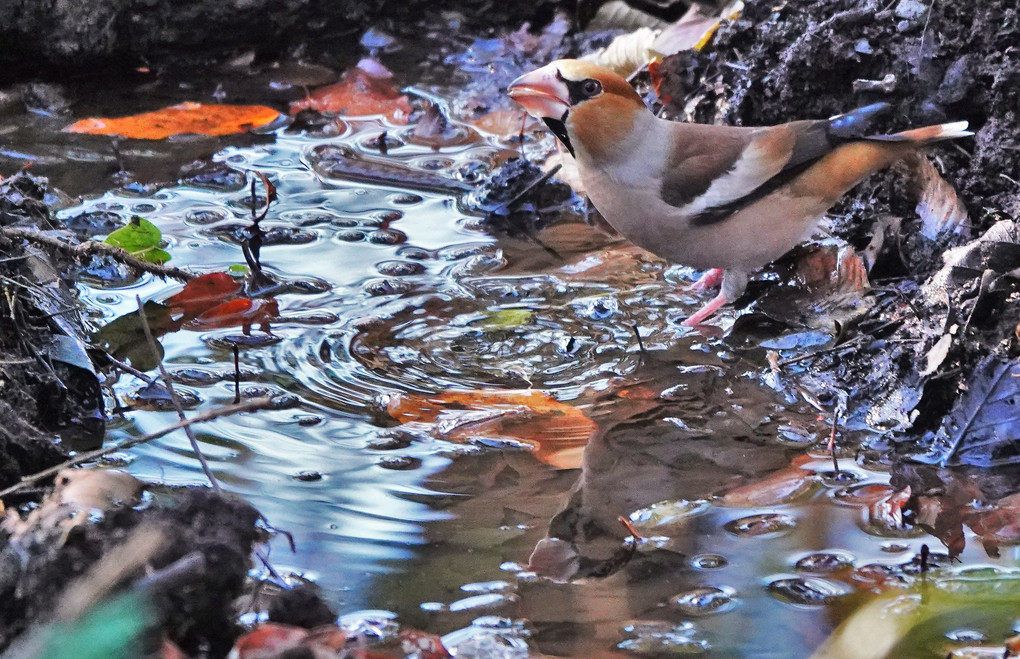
[441,623,530,659]
[794,551,855,573]
[376,260,426,277]
[691,554,728,570]
[723,513,797,537]
[669,586,737,616]
[378,456,422,471]
[766,577,853,605]
[338,610,399,642]
[945,629,987,642]
[448,593,518,613]
[618,621,709,655]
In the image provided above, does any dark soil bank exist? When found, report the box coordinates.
[0,0,559,80]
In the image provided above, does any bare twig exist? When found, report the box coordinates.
[0,226,195,281]
[135,296,220,493]
[0,398,273,498]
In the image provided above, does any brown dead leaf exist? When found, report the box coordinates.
[903,152,970,239]
[386,389,597,469]
[720,466,820,507]
[65,102,279,139]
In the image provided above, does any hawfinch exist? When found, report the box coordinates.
[507,59,971,326]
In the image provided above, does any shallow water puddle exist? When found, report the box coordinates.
[60,102,1020,659]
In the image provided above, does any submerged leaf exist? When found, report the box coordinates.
[385,389,597,468]
[65,102,279,139]
[479,309,534,328]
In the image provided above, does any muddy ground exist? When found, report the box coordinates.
[0,0,1018,655]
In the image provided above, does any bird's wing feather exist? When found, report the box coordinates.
[668,119,840,226]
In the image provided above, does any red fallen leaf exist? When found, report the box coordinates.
[400,629,452,659]
[228,624,348,659]
[65,102,280,139]
[159,638,189,659]
[188,297,279,329]
[720,466,820,507]
[167,272,243,316]
[289,58,412,124]
[228,623,309,659]
[386,389,597,469]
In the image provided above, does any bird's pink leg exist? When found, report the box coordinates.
[681,291,729,326]
[688,268,724,292]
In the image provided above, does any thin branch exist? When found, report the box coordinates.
[0,398,273,499]
[135,296,220,493]
[0,226,196,282]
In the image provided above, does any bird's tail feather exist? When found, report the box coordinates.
[868,120,972,144]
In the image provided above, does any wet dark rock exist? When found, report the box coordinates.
[669,586,737,616]
[268,584,336,628]
[794,552,855,573]
[0,0,556,78]
[337,229,367,242]
[205,222,317,246]
[293,470,324,481]
[0,173,56,228]
[378,455,422,470]
[364,278,411,296]
[367,229,407,245]
[184,209,227,225]
[724,513,797,537]
[375,260,425,277]
[61,209,124,235]
[179,160,247,191]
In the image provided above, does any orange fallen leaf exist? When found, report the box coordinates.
[386,389,597,468]
[65,102,280,139]
[289,58,412,124]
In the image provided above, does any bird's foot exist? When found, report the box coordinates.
[681,291,729,327]
[687,268,724,292]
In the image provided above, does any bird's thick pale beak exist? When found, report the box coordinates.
[507,65,570,120]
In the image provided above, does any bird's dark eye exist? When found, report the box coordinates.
[581,78,602,97]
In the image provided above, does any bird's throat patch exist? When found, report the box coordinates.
[543,115,574,157]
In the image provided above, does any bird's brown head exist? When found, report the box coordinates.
[507,60,645,160]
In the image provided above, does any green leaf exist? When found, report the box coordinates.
[104,216,170,264]
[35,591,156,659]
[227,263,250,276]
[479,309,534,329]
